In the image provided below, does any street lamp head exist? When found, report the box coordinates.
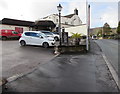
[57,4,62,12]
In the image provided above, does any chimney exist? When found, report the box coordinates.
[74,8,78,15]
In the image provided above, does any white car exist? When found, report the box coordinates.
[19,31,55,48]
[52,32,59,41]
[39,31,59,41]
[92,35,97,40]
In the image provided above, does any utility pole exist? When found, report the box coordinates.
[86,2,90,51]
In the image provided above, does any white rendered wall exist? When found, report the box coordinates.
[64,24,87,36]
[41,14,82,28]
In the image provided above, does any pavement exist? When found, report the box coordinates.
[1,40,119,93]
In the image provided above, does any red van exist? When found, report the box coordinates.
[0,29,21,40]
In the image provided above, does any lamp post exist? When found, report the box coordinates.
[57,4,62,46]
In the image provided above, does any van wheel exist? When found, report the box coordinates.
[2,36,7,40]
[43,42,49,48]
[20,40,26,46]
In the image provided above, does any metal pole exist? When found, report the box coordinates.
[59,12,62,46]
[102,27,104,39]
[88,5,90,40]
[86,3,90,51]
[86,0,88,51]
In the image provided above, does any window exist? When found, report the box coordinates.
[25,32,31,36]
[30,32,40,37]
[65,22,68,25]
[56,19,58,22]
[12,31,18,34]
[5,30,8,33]
[42,32,53,35]
[25,32,40,37]
[15,27,23,33]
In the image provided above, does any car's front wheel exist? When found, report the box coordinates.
[42,42,49,48]
[20,40,26,46]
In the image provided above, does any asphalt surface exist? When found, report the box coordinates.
[94,39,118,74]
[1,40,55,79]
[2,40,119,92]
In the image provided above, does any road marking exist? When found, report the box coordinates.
[102,53,120,90]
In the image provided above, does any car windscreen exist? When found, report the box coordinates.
[52,32,59,35]
[42,32,53,35]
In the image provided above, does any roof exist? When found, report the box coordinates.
[0,18,34,27]
[63,14,75,18]
[34,20,56,28]
[42,14,58,19]
[42,13,75,19]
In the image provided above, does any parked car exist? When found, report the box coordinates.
[92,35,97,40]
[19,31,55,48]
[0,29,21,40]
[52,32,59,41]
[39,31,59,41]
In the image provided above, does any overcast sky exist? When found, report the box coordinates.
[0,0,119,28]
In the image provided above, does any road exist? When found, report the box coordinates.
[94,39,118,74]
[2,40,118,92]
[1,40,55,79]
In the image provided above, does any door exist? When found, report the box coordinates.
[11,31,19,38]
[30,32,44,45]
[24,32,32,44]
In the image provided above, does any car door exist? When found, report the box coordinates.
[24,32,32,44]
[30,32,44,45]
[11,31,19,38]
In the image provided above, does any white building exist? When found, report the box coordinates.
[64,24,87,36]
[40,9,82,28]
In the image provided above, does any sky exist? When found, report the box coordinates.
[0,0,119,28]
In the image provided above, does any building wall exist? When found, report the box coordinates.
[70,15,82,26]
[0,24,30,32]
[111,28,117,34]
[41,14,82,28]
[64,24,87,36]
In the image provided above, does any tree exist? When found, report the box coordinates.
[117,21,120,34]
[71,33,82,45]
[103,23,112,36]
[97,29,102,37]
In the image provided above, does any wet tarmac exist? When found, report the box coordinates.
[2,41,119,92]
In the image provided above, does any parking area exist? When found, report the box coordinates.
[1,40,55,78]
